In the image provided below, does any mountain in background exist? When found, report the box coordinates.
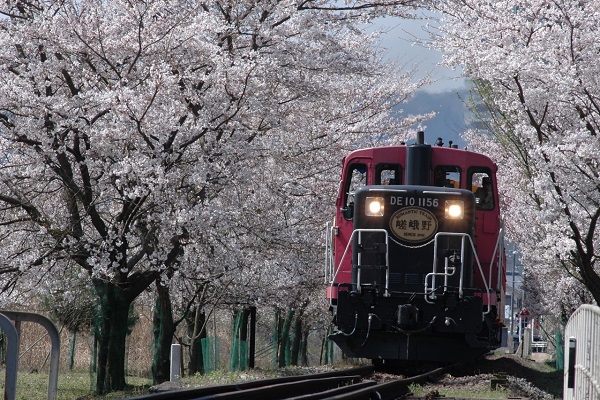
[401,88,474,148]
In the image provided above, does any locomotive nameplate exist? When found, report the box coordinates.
[389,207,438,243]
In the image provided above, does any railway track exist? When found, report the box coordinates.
[125,365,451,400]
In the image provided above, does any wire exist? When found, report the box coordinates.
[338,312,358,337]
[392,316,437,335]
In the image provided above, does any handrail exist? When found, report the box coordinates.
[327,228,390,306]
[425,232,491,315]
[329,227,492,319]
[496,224,505,293]
[488,226,504,291]
[324,221,333,284]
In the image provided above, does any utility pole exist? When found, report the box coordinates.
[510,251,517,335]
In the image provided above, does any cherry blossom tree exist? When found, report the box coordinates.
[0,0,425,392]
[435,0,600,319]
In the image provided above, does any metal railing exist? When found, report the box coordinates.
[424,232,491,315]
[325,228,390,299]
[564,304,600,400]
[0,310,61,400]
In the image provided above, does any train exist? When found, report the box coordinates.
[325,132,506,365]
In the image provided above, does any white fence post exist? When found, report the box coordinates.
[564,304,600,400]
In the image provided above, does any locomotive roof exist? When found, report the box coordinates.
[342,144,497,171]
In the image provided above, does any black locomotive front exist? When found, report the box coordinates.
[330,185,492,363]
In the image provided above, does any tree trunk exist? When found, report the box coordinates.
[290,316,302,366]
[187,307,206,375]
[68,331,77,370]
[273,308,281,367]
[320,326,332,365]
[152,280,176,384]
[277,308,295,368]
[93,279,132,394]
[300,328,309,366]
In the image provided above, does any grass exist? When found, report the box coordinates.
[408,381,513,399]
[2,368,287,399]
[519,358,564,398]
[2,366,326,399]
[1,370,152,400]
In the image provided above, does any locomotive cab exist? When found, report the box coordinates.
[326,133,505,364]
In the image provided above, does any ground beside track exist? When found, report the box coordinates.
[149,352,561,399]
[388,352,561,399]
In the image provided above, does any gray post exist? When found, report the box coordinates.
[170,344,182,381]
[523,326,532,357]
[510,251,516,335]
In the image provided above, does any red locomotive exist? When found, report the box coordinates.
[325,132,505,364]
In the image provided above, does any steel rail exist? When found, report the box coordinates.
[325,365,452,400]
[126,366,374,400]
[188,375,362,400]
[285,380,377,399]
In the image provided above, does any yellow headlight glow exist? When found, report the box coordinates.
[445,200,464,219]
[366,197,384,216]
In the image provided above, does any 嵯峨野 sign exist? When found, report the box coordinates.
[390,207,438,243]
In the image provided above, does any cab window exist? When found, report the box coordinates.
[434,166,461,188]
[376,164,401,185]
[468,167,494,210]
[343,163,367,220]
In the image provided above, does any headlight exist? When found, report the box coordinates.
[366,197,384,216]
[445,200,464,219]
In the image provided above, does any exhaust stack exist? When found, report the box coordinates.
[405,131,431,186]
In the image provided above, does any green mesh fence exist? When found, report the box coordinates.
[285,338,291,366]
[230,339,248,371]
[229,310,250,371]
[321,326,334,365]
[201,337,219,373]
[0,335,5,365]
[555,331,564,371]
[276,308,294,368]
